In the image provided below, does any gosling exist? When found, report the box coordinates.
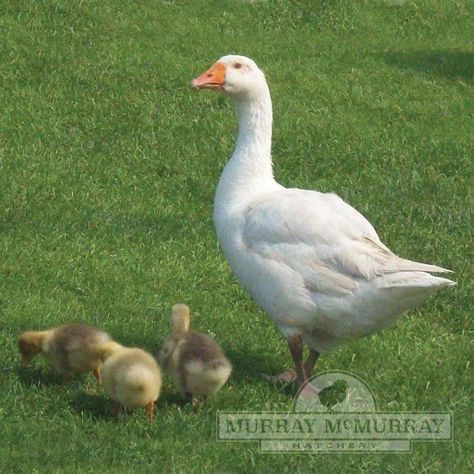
[99,342,162,421]
[18,323,111,384]
[159,304,232,404]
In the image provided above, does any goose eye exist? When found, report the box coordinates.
[233,62,242,69]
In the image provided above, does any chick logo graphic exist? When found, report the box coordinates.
[218,370,452,453]
[293,371,376,414]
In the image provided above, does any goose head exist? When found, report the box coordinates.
[191,55,267,99]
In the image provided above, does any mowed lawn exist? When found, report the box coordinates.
[0,0,472,472]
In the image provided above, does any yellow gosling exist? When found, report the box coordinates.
[99,342,162,421]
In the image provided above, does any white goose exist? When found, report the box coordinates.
[191,55,455,388]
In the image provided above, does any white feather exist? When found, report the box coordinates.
[210,55,455,354]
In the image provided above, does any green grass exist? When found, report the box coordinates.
[0,0,472,472]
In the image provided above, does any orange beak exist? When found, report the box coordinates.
[191,62,226,90]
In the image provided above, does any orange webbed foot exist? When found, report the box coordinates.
[146,401,155,421]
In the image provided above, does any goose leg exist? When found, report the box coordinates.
[304,349,320,380]
[287,335,307,388]
[297,348,321,399]
[263,339,320,389]
[146,401,155,421]
[185,392,203,409]
[93,367,101,385]
[113,401,121,417]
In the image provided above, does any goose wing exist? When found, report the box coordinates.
[242,189,451,296]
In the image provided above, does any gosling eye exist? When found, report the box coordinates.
[233,62,242,69]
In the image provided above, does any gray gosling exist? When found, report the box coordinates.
[18,323,111,384]
[159,304,232,404]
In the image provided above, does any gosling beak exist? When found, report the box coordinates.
[191,62,226,90]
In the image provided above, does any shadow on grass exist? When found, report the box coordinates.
[17,366,64,387]
[159,389,186,406]
[70,390,115,420]
[71,390,186,421]
[380,49,474,82]
[226,346,283,383]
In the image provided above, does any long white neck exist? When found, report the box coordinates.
[215,84,277,214]
[234,88,273,176]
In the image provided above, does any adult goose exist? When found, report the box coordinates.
[191,55,454,389]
